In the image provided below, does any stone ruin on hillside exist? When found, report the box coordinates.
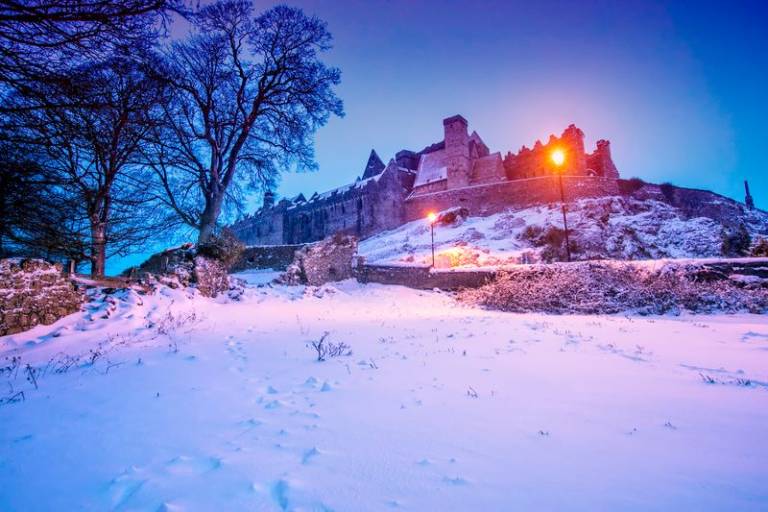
[229,115,621,247]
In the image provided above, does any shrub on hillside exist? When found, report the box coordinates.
[750,237,768,257]
[458,262,768,315]
[659,182,676,203]
[196,230,245,268]
[619,177,646,195]
[721,224,751,257]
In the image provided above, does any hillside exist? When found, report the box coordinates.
[359,195,768,268]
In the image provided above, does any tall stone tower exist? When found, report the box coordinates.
[443,115,470,189]
[745,180,755,209]
[560,124,587,175]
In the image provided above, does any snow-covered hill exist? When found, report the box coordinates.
[359,196,768,268]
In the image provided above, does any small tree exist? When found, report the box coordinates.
[147,1,343,243]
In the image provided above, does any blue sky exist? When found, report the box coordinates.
[110,0,768,273]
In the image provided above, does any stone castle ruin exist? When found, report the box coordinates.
[230,115,621,246]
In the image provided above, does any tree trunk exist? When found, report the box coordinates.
[90,222,107,278]
[197,194,224,244]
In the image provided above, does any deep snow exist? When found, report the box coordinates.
[1,277,767,511]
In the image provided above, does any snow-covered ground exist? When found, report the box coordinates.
[1,278,767,511]
[359,196,768,268]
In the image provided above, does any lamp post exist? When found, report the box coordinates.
[550,149,571,262]
[427,212,437,267]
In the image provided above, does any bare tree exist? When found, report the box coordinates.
[0,147,87,262]
[4,54,174,276]
[0,0,186,112]
[147,1,343,243]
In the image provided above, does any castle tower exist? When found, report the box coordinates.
[263,190,275,209]
[594,140,619,179]
[443,115,471,189]
[560,124,587,175]
[745,180,755,209]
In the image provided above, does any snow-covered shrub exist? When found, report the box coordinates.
[720,224,751,257]
[459,261,768,315]
[750,237,768,257]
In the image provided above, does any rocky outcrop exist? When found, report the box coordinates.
[130,239,236,298]
[280,234,358,286]
[0,259,84,335]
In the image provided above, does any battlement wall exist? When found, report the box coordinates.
[404,176,620,221]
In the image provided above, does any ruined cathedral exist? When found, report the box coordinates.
[229,115,620,245]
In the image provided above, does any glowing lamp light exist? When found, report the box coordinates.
[427,212,437,223]
[551,148,565,167]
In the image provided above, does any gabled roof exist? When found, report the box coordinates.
[361,149,385,179]
[413,149,448,187]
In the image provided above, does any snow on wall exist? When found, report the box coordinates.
[0,259,84,335]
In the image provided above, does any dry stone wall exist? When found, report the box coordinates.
[0,259,84,336]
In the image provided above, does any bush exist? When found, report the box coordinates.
[619,177,646,195]
[659,182,676,203]
[751,237,768,257]
[721,224,751,257]
[196,230,245,268]
[459,262,768,315]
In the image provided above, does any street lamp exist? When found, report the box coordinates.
[550,149,571,262]
[427,212,437,267]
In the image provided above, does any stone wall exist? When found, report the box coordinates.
[231,244,307,272]
[281,235,358,286]
[0,259,84,336]
[404,176,620,221]
[231,162,415,246]
[356,264,496,290]
[355,258,768,292]
[132,246,231,298]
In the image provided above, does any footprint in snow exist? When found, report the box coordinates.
[267,385,279,394]
[302,446,320,464]
[442,476,469,486]
[156,502,184,512]
[165,455,222,476]
[107,471,146,509]
[271,479,291,511]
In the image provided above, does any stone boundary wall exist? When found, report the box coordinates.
[404,176,619,221]
[356,258,768,291]
[355,264,497,290]
[231,244,308,272]
[0,259,84,336]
